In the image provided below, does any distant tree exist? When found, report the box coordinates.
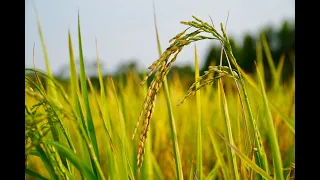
[201,44,220,73]
[278,21,295,53]
[117,61,139,74]
[229,38,240,59]
[276,21,295,80]
[240,34,256,73]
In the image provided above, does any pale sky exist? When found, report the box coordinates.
[25,0,295,76]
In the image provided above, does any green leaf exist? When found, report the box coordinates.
[255,63,284,180]
[25,168,49,180]
[77,11,103,179]
[45,140,97,180]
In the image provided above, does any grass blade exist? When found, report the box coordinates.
[34,8,59,103]
[218,78,240,180]
[255,62,284,180]
[34,8,52,77]
[34,7,62,156]
[77,9,100,168]
[194,44,203,180]
[95,39,113,143]
[68,29,90,179]
[153,4,184,179]
[110,78,134,180]
[68,30,80,103]
[207,127,229,180]
[215,131,273,180]
[95,39,117,180]
[86,75,113,148]
[77,11,106,180]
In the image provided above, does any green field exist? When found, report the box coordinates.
[25,12,295,180]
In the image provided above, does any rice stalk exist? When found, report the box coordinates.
[194,44,203,180]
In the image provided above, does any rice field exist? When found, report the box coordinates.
[25,10,295,180]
